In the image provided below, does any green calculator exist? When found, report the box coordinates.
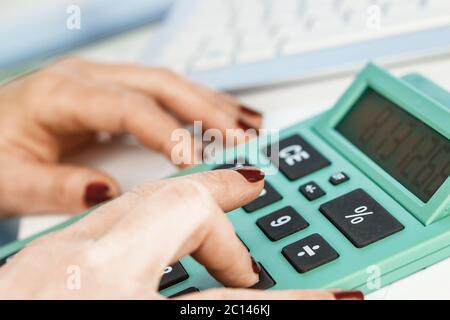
[1,64,449,296]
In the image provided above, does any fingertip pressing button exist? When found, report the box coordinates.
[249,263,276,290]
[243,182,282,212]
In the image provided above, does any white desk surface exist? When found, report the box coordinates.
[18,23,450,300]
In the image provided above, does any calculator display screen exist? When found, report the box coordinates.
[336,88,450,202]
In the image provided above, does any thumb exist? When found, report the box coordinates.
[0,157,120,215]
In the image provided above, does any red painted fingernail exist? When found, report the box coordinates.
[84,183,112,207]
[237,118,252,131]
[240,105,262,117]
[234,167,265,183]
[237,118,260,135]
[251,257,261,274]
[333,290,365,300]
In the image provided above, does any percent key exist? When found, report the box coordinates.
[319,189,404,248]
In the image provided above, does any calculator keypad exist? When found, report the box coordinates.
[282,234,339,273]
[319,189,404,248]
[266,135,331,180]
[159,262,189,291]
[257,206,309,241]
[164,137,406,292]
[243,182,282,213]
[299,181,326,201]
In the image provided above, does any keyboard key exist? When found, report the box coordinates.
[159,262,189,291]
[299,181,326,201]
[319,189,404,248]
[329,172,349,185]
[249,264,276,290]
[266,135,331,181]
[169,287,200,298]
[236,42,277,64]
[192,49,232,72]
[243,182,282,213]
[282,234,339,273]
[256,206,309,241]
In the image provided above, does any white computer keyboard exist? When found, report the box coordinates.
[145,0,450,90]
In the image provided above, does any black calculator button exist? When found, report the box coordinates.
[243,182,282,213]
[266,135,331,181]
[282,234,339,273]
[299,181,326,201]
[249,264,276,290]
[329,172,349,185]
[159,262,189,291]
[319,189,404,248]
[169,287,200,298]
[257,206,309,241]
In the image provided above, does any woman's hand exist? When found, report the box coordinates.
[0,58,262,215]
[0,168,362,300]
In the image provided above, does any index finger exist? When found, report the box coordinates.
[75,167,265,289]
[72,167,265,238]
